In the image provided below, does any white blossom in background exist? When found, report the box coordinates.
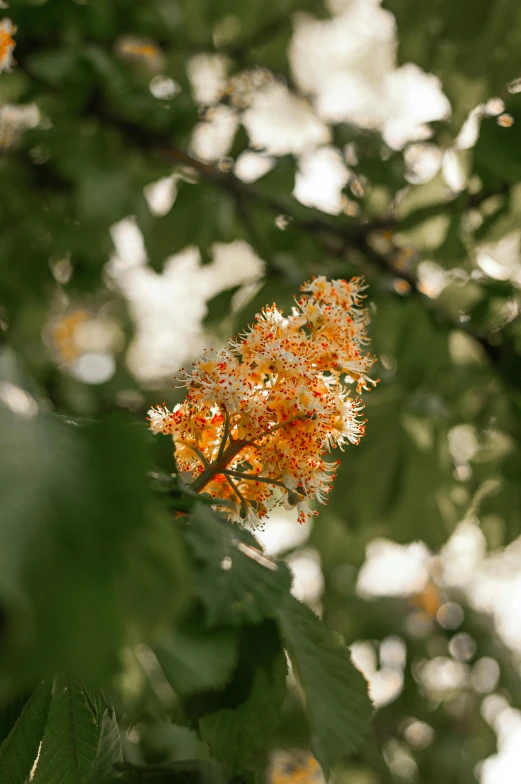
[442,147,467,192]
[448,424,479,468]
[369,667,405,708]
[287,549,324,604]
[417,260,448,299]
[108,217,148,274]
[441,520,521,652]
[294,146,350,214]
[187,53,229,105]
[350,640,378,680]
[107,220,264,384]
[351,638,406,709]
[0,382,38,418]
[441,519,486,588]
[0,103,40,148]
[481,708,521,784]
[466,541,521,652]
[418,657,469,693]
[384,64,450,149]
[203,240,264,295]
[404,143,443,184]
[357,539,431,598]
[403,720,436,750]
[477,233,521,287]
[242,83,330,155]
[255,508,313,555]
[289,0,450,149]
[71,353,116,385]
[144,175,177,217]
[118,248,208,382]
[234,150,275,183]
[149,75,181,100]
[190,105,238,162]
[290,0,395,118]
[384,739,419,780]
[457,105,485,149]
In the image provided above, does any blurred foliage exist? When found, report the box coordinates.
[1,0,521,782]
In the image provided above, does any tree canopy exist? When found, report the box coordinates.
[1,1,521,782]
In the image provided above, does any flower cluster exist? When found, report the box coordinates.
[0,19,16,72]
[0,103,40,149]
[148,276,377,528]
[269,750,324,784]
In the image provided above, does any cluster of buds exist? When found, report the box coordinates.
[0,18,15,72]
[148,276,378,528]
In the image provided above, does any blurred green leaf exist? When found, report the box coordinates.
[0,680,52,784]
[0,386,189,685]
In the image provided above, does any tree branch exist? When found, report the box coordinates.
[89,109,518,383]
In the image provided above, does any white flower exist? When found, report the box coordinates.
[147,404,176,434]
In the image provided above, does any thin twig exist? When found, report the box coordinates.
[223,468,287,489]
[224,473,248,507]
[215,409,230,462]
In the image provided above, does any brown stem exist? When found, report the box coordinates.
[215,409,230,462]
[190,438,249,493]
[223,474,247,507]
[223,469,287,490]
[189,414,310,494]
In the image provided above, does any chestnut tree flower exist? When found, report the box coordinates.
[148,276,378,528]
[0,18,16,72]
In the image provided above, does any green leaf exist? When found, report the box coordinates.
[88,701,122,784]
[0,692,31,745]
[155,623,239,698]
[0,680,52,784]
[276,597,373,774]
[32,679,101,784]
[199,651,287,772]
[185,505,372,770]
[185,503,292,627]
